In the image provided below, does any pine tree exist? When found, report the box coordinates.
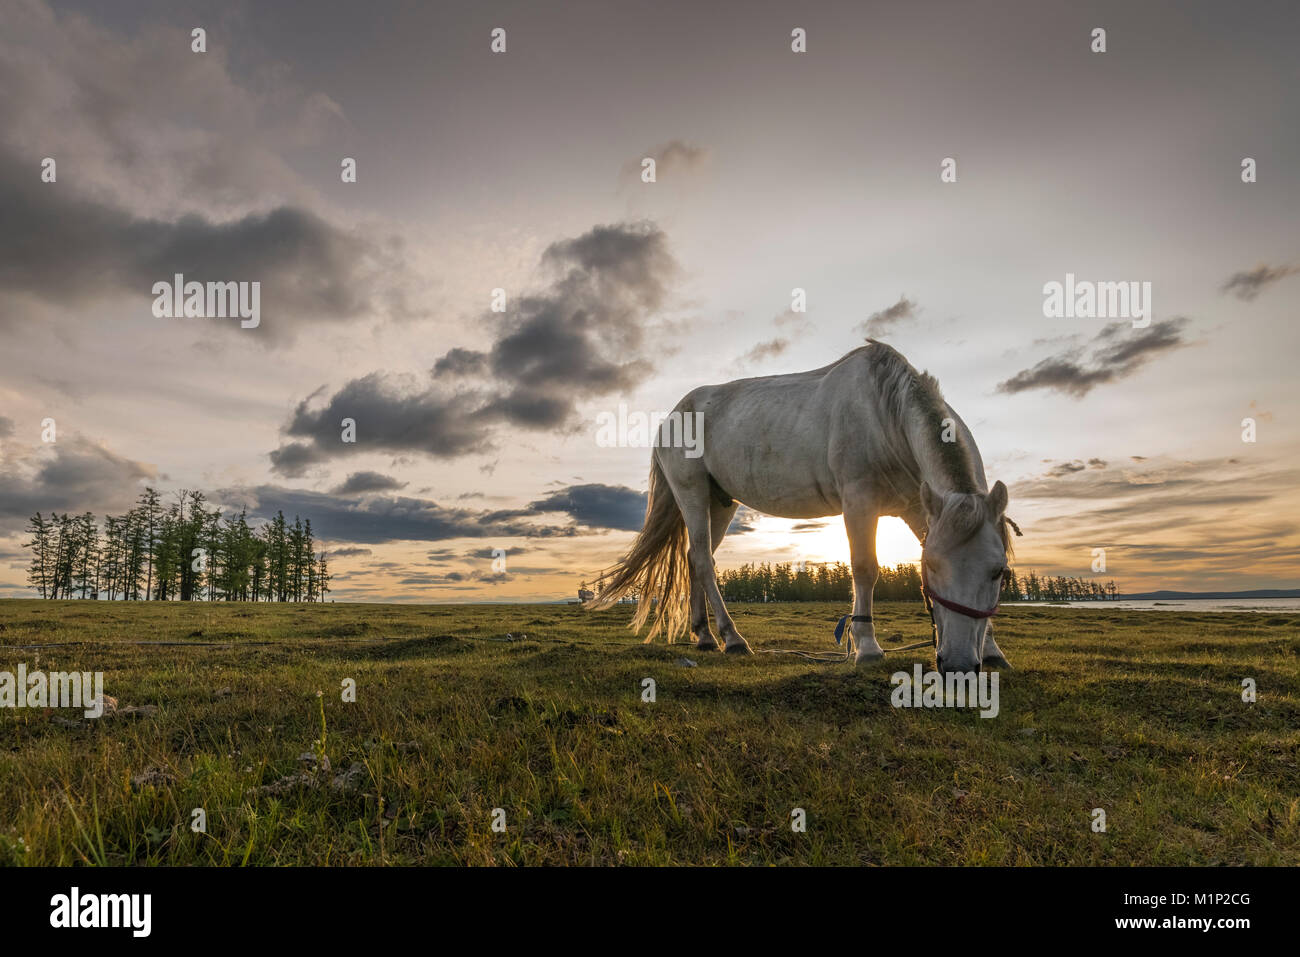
[22,513,53,599]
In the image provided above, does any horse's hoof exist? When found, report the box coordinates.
[853,651,886,667]
[696,638,720,651]
[724,640,753,656]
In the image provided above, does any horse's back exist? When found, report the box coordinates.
[660,347,887,517]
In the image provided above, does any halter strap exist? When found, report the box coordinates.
[920,562,1000,619]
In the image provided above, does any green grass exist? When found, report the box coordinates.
[1,598,1297,865]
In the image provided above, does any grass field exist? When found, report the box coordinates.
[1,598,1297,865]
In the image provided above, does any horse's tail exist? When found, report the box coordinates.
[587,456,690,643]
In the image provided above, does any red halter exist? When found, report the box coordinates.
[920,560,1000,619]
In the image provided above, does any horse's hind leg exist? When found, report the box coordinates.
[658,449,751,655]
[690,500,738,650]
[689,577,715,649]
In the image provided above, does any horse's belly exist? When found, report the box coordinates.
[708,443,840,518]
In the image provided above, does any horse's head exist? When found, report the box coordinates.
[919,480,1013,676]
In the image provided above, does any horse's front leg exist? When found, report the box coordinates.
[982,623,1012,669]
[842,489,884,665]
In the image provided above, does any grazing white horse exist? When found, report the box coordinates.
[591,341,1018,674]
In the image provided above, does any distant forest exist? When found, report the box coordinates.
[21,488,330,602]
[714,562,1118,603]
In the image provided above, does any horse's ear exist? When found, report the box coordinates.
[920,481,944,519]
[988,480,1008,517]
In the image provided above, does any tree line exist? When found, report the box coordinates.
[22,488,331,602]
[714,562,1118,603]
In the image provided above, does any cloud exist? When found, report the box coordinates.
[0,434,157,532]
[1012,455,1296,509]
[270,373,494,476]
[996,318,1191,398]
[479,483,650,532]
[728,506,761,535]
[215,485,582,545]
[328,547,373,558]
[738,337,789,366]
[523,483,647,531]
[0,149,417,342]
[858,296,917,337]
[272,221,677,468]
[0,416,13,438]
[0,5,426,343]
[331,471,408,494]
[621,140,710,185]
[465,545,525,560]
[1006,453,1300,587]
[432,348,489,377]
[1221,263,1299,301]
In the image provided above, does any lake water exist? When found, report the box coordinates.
[1005,598,1300,613]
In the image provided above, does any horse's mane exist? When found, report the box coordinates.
[858,340,1017,560]
[860,340,978,494]
[926,490,1017,562]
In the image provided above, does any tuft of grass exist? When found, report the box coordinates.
[0,598,1296,865]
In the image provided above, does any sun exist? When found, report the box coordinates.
[772,515,922,570]
[873,516,923,568]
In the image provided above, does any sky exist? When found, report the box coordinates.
[0,0,1297,601]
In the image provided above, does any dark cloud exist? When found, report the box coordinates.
[465,546,525,559]
[329,547,373,558]
[518,483,648,532]
[859,296,917,337]
[270,373,494,476]
[738,338,789,366]
[267,442,327,479]
[0,416,13,438]
[0,151,417,342]
[397,567,516,587]
[272,222,676,467]
[996,318,1191,398]
[432,348,489,377]
[331,471,408,494]
[1047,460,1087,477]
[1221,263,1299,301]
[1044,458,1110,478]
[0,435,156,532]
[728,506,760,535]
[215,485,581,545]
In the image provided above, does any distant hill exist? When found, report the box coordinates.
[1118,589,1300,600]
